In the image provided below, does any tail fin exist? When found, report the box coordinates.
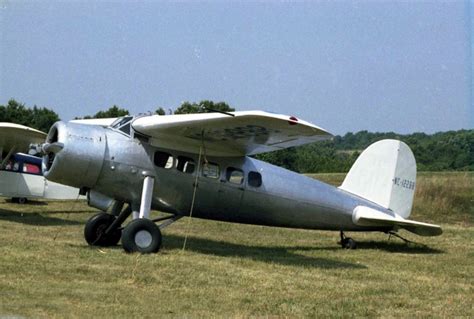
[340,139,416,218]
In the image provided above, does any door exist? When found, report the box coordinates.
[215,167,245,222]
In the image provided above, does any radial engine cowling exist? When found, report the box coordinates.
[42,121,107,189]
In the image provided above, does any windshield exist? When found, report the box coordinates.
[111,116,133,129]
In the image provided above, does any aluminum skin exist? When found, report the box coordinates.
[42,120,391,233]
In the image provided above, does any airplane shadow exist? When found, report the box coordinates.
[4,199,48,206]
[354,240,444,254]
[0,208,82,226]
[162,234,367,269]
[297,240,444,254]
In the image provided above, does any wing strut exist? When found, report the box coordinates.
[0,146,16,169]
[182,132,204,251]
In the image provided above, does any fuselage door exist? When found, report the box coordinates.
[215,167,245,221]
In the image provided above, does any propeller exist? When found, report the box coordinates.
[41,142,64,154]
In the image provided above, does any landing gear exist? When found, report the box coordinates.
[11,197,27,204]
[83,209,180,253]
[122,219,162,253]
[84,176,183,254]
[84,212,122,247]
[339,231,357,249]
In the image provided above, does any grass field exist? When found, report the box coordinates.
[0,172,472,318]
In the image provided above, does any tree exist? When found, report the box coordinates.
[92,105,129,118]
[156,107,166,116]
[0,99,59,132]
[174,100,235,114]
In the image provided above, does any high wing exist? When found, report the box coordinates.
[0,122,46,155]
[353,206,442,236]
[132,111,332,156]
[70,118,119,127]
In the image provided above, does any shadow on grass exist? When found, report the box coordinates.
[354,240,444,254]
[296,240,444,254]
[0,208,82,226]
[4,199,48,206]
[162,234,367,269]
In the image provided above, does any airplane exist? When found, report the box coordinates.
[0,122,83,203]
[34,111,441,253]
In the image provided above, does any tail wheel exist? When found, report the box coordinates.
[122,219,162,254]
[84,213,122,247]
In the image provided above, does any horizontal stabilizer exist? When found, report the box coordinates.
[353,206,442,237]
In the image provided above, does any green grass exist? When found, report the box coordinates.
[0,172,472,318]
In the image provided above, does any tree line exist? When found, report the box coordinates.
[1,99,472,172]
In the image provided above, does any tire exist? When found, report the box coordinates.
[18,197,27,204]
[122,219,162,254]
[84,213,122,247]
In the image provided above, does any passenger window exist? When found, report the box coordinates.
[154,151,173,169]
[226,167,244,185]
[202,162,220,179]
[248,171,262,187]
[177,156,195,174]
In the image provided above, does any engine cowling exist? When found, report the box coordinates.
[42,121,107,189]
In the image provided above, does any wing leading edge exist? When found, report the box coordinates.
[132,111,332,156]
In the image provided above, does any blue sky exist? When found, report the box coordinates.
[1,1,472,135]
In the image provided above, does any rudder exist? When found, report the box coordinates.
[339,139,416,218]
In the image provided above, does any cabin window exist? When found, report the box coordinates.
[202,162,220,179]
[226,167,244,185]
[23,163,41,175]
[154,151,173,169]
[248,171,262,187]
[177,156,195,174]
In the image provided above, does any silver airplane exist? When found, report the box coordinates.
[38,111,441,253]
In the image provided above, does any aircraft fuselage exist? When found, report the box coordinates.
[58,123,391,233]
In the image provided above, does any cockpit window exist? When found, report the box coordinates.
[111,116,133,129]
[119,123,131,135]
[111,116,133,136]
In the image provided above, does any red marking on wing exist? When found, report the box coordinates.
[288,116,298,126]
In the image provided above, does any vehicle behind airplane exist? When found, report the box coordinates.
[0,153,81,203]
[0,122,82,203]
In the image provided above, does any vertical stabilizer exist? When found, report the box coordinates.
[339,140,416,218]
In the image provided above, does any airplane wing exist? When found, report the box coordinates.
[132,111,332,156]
[0,122,47,154]
[70,118,119,127]
[353,206,442,236]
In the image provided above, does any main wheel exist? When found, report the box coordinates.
[84,213,122,247]
[122,219,162,254]
[18,197,27,204]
